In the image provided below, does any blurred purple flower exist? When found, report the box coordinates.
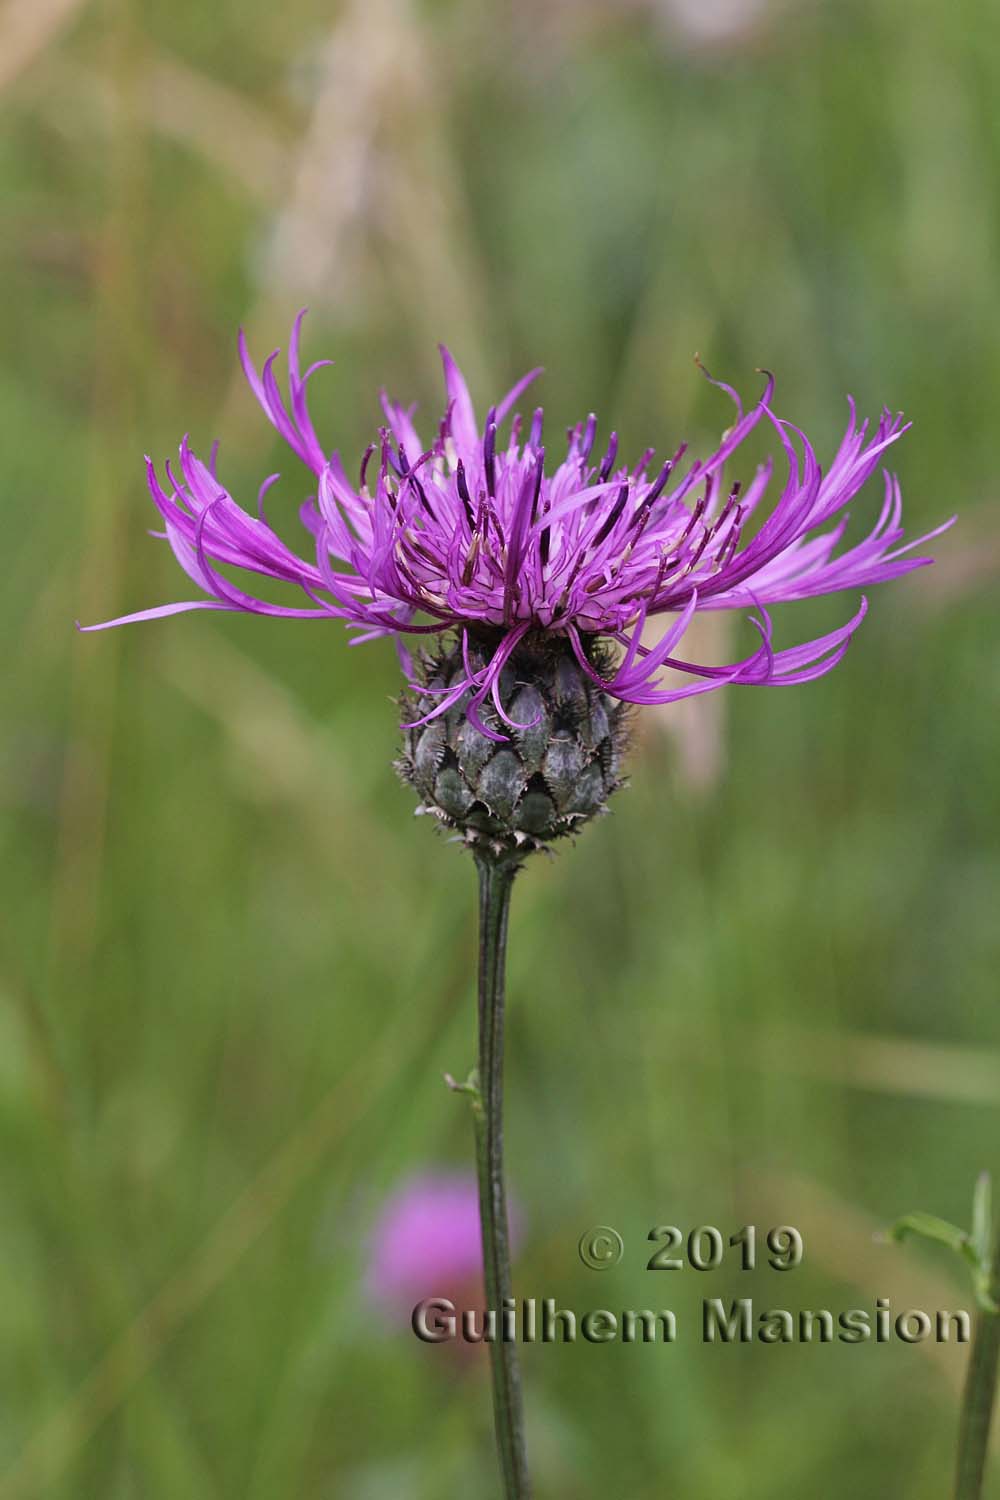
[82,313,950,741]
[366,1171,521,1309]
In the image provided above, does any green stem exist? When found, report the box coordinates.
[472,851,532,1500]
[955,1232,1000,1500]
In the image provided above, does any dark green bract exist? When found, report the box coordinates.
[398,634,630,854]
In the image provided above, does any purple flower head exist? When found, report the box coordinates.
[365,1170,521,1309]
[82,313,950,742]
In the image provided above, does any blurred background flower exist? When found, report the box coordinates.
[654,0,776,51]
[365,1169,522,1314]
[2,0,998,1496]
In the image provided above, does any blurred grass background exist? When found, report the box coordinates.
[2,0,1000,1493]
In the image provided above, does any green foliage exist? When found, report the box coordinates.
[887,1174,1000,1312]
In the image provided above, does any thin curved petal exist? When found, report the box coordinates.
[83,311,947,722]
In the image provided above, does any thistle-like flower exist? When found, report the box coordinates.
[80,318,954,1500]
[83,313,948,850]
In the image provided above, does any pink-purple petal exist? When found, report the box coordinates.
[83,311,948,731]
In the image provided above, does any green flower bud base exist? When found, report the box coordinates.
[398,631,631,855]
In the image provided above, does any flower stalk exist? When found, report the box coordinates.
[955,1291,1000,1500]
[954,1196,1000,1500]
[886,1173,1000,1500]
[469,849,531,1498]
